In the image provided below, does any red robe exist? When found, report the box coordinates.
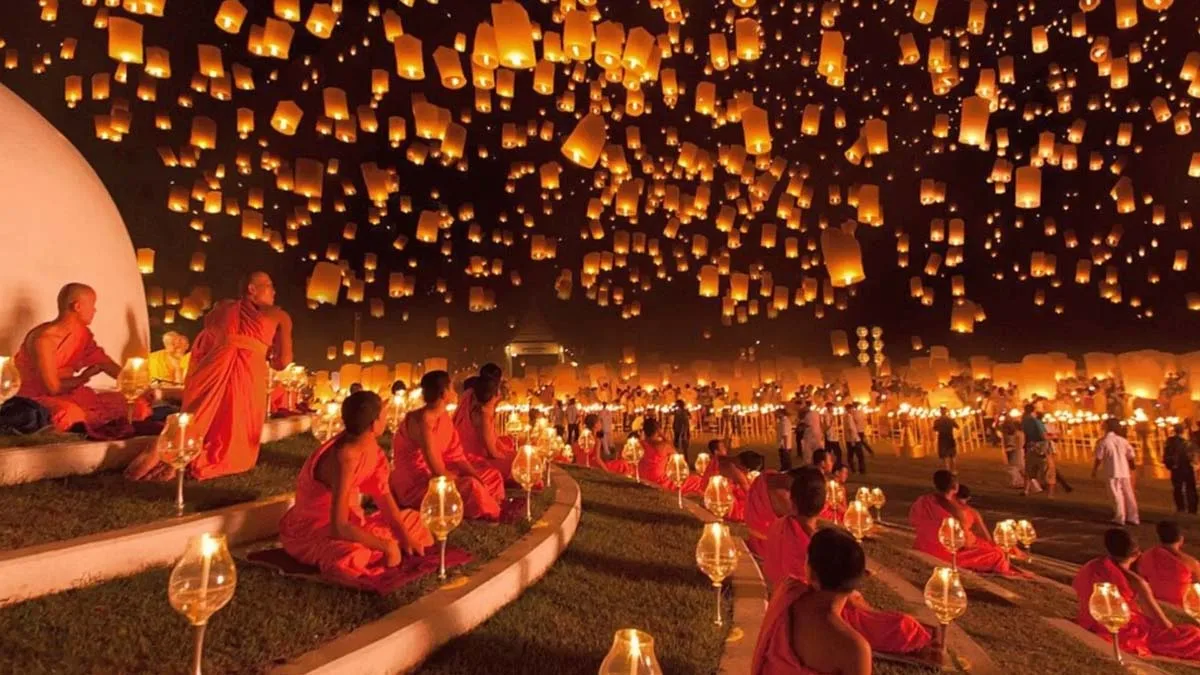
[679,455,747,522]
[909,494,1019,576]
[570,438,604,468]
[1136,547,1194,607]
[279,435,434,592]
[750,578,836,675]
[762,516,932,655]
[391,409,504,520]
[1074,556,1200,660]
[745,472,780,558]
[185,299,279,480]
[638,438,675,488]
[14,324,149,432]
[452,391,516,482]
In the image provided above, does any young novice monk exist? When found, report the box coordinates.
[680,438,752,521]
[1075,528,1200,660]
[279,391,433,592]
[391,371,505,520]
[763,466,933,657]
[637,418,677,489]
[1136,520,1200,607]
[572,413,607,468]
[454,375,516,482]
[909,470,1021,576]
[752,527,874,675]
[745,469,794,557]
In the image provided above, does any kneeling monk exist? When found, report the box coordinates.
[909,470,1020,576]
[279,391,432,592]
[14,283,149,432]
[1136,520,1200,607]
[752,528,873,675]
[392,371,505,520]
[454,375,516,482]
[680,438,751,522]
[1074,528,1200,660]
[763,466,933,656]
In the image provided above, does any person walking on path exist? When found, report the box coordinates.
[1164,424,1198,514]
[1093,418,1140,526]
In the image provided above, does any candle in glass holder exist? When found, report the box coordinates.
[159,412,201,515]
[0,355,20,404]
[577,428,596,467]
[703,475,734,520]
[511,444,544,521]
[1014,519,1037,557]
[598,629,663,675]
[666,452,690,508]
[420,476,464,580]
[1088,582,1132,664]
[117,357,150,421]
[993,519,1018,563]
[694,451,711,476]
[622,437,644,482]
[168,533,237,675]
[844,499,874,541]
[825,479,846,524]
[695,522,739,625]
[937,516,966,570]
[923,566,967,658]
[1183,583,1200,622]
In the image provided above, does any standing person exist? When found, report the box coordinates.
[1022,404,1058,498]
[671,399,692,459]
[551,400,565,440]
[999,414,1026,489]
[599,403,614,459]
[843,402,865,474]
[821,401,842,464]
[800,401,823,466]
[933,406,959,473]
[127,272,293,480]
[849,401,872,459]
[1092,418,1140,526]
[1164,424,1198,515]
[776,407,795,471]
[565,398,580,444]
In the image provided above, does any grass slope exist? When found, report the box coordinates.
[418,466,730,675]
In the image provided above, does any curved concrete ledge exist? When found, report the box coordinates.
[0,493,294,607]
[0,414,312,486]
[269,466,582,675]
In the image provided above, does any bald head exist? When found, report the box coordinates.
[57,283,97,325]
[245,271,276,307]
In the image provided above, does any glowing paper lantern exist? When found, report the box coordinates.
[562,113,606,168]
[491,2,536,69]
[107,17,144,64]
[306,261,343,305]
[821,221,865,287]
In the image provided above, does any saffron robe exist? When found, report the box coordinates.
[761,516,933,655]
[14,324,148,432]
[184,299,279,480]
[909,494,1019,576]
[1074,556,1200,660]
[391,409,504,520]
[147,349,189,386]
[278,435,433,592]
[745,472,781,558]
[452,390,516,481]
[750,578,836,675]
[679,455,747,522]
[638,438,675,488]
[1137,547,1195,607]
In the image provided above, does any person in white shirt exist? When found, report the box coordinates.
[821,401,843,464]
[565,398,581,444]
[801,402,823,465]
[844,401,866,474]
[1092,418,1140,526]
[776,407,795,470]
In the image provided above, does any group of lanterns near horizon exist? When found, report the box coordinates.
[3,0,1198,360]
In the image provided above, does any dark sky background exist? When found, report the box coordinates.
[1,0,1197,372]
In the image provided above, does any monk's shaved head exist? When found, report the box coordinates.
[57,283,95,313]
[244,271,276,307]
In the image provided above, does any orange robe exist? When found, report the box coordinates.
[391,410,504,520]
[1074,556,1200,660]
[184,299,278,480]
[638,438,675,489]
[452,391,516,482]
[14,324,148,432]
[751,578,836,675]
[1137,547,1194,607]
[745,472,780,558]
[909,494,1019,576]
[679,455,747,522]
[571,438,604,468]
[279,435,433,593]
[761,516,933,655]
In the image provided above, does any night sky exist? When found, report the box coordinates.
[1,0,1198,371]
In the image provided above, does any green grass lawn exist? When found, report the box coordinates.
[0,434,322,550]
[417,466,730,675]
[0,486,555,673]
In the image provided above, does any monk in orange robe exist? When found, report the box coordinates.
[13,283,150,433]
[752,527,873,675]
[571,413,607,468]
[680,438,751,522]
[637,418,676,489]
[1137,520,1200,607]
[454,375,516,481]
[909,469,1021,576]
[391,370,504,521]
[1075,528,1200,660]
[279,391,433,592]
[745,470,793,558]
[127,272,293,480]
[763,466,934,657]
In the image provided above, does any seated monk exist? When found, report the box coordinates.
[680,439,752,522]
[13,283,150,433]
[1074,528,1200,660]
[126,272,292,481]
[1136,521,1200,607]
[763,466,934,657]
[147,331,190,387]
[745,469,793,557]
[956,485,1028,561]
[571,413,607,468]
[391,371,505,521]
[279,391,433,592]
[454,375,516,482]
[818,459,849,523]
[752,528,874,675]
[909,470,1021,576]
[637,418,676,489]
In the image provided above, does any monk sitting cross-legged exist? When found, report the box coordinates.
[636,418,679,489]
[679,438,753,522]
[909,470,1022,576]
[1074,528,1200,661]
[13,283,150,433]
[571,413,607,468]
[391,371,505,521]
[279,391,433,592]
[454,375,517,483]
[763,466,934,658]
[752,527,874,675]
[1136,520,1200,607]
